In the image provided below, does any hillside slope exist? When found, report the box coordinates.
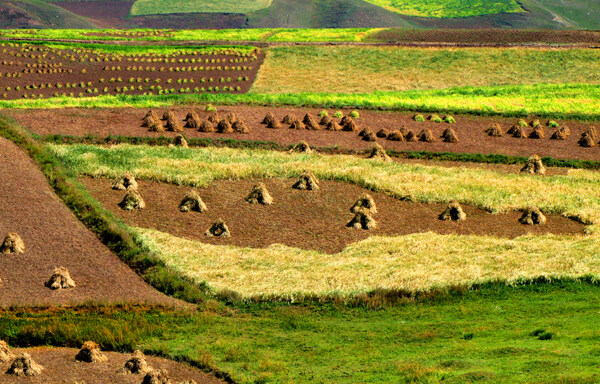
[0,0,97,28]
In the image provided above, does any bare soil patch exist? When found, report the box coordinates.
[0,347,223,384]
[52,1,134,28]
[80,178,586,254]
[10,105,600,162]
[0,138,178,308]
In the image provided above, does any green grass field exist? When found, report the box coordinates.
[363,0,523,17]
[532,0,600,29]
[130,0,272,16]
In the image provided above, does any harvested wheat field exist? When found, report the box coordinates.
[0,347,223,384]
[8,106,600,162]
[80,178,585,254]
[0,138,177,307]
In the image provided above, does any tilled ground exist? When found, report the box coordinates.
[81,178,586,254]
[0,347,223,384]
[10,105,600,162]
[0,138,179,308]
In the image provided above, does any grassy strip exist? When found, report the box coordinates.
[362,0,523,17]
[0,115,210,304]
[38,133,600,170]
[2,83,600,120]
[130,0,272,16]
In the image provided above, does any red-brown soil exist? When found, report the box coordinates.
[0,138,178,308]
[0,42,263,100]
[9,105,600,162]
[52,0,134,28]
[80,178,586,254]
[0,347,223,384]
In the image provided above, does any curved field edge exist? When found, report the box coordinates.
[48,144,600,227]
[135,227,600,300]
[361,0,523,18]
[2,84,600,121]
[130,0,272,16]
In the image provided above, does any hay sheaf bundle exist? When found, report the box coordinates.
[442,127,459,143]
[376,129,389,138]
[173,135,188,148]
[303,114,319,130]
[550,128,568,140]
[351,194,377,214]
[367,143,391,161]
[0,340,15,363]
[521,154,546,175]
[207,112,220,125]
[6,353,43,377]
[165,116,184,132]
[205,219,230,238]
[289,120,305,130]
[512,125,527,138]
[362,129,377,142]
[112,172,138,191]
[516,118,529,128]
[519,207,547,225]
[486,123,503,137]
[387,130,404,141]
[142,368,173,384]
[266,119,282,129]
[405,130,417,142]
[119,189,146,210]
[179,191,207,213]
[245,183,273,205]
[439,200,467,221]
[417,129,435,142]
[506,124,519,135]
[340,116,352,126]
[75,341,108,363]
[232,120,249,134]
[46,267,76,290]
[578,132,595,147]
[528,126,545,139]
[261,112,276,125]
[226,112,237,124]
[162,110,176,121]
[319,115,332,126]
[290,140,312,153]
[144,110,160,121]
[326,121,342,131]
[148,121,166,132]
[184,115,201,129]
[561,125,571,136]
[531,119,541,128]
[185,111,200,121]
[347,208,377,230]
[142,115,158,128]
[584,127,597,140]
[1,233,25,254]
[293,170,319,191]
[122,350,151,375]
[216,119,234,134]
[342,120,358,132]
[198,120,215,133]
[281,113,296,124]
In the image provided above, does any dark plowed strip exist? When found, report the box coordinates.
[0,138,179,307]
[81,178,586,254]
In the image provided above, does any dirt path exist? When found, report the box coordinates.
[0,138,179,308]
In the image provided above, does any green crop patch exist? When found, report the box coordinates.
[130,0,273,16]
[363,0,523,18]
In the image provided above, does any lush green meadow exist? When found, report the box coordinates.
[534,0,600,29]
[363,0,523,17]
[130,0,272,16]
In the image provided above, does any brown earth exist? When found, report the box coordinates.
[80,177,586,254]
[51,0,135,28]
[0,43,263,100]
[0,347,223,384]
[0,137,179,308]
[9,105,600,162]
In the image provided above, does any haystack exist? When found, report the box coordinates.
[179,191,207,213]
[217,119,234,134]
[245,183,273,205]
[531,119,541,127]
[205,219,230,238]
[387,130,404,141]
[119,189,146,210]
[142,115,158,128]
[439,200,467,221]
[521,154,546,175]
[289,120,305,130]
[442,127,459,143]
[367,143,391,161]
[198,121,215,133]
[173,135,188,148]
[162,110,176,121]
[226,112,237,124]
[326,121,342,131]
[550,128,567,140]
[46,267,76,290]
[405,130,417,142]
[486,123,503,137]
[122,350,151,375]
[303,114,319,130]
[232,120,249,134]
[319,115,332,126]
[207,112,220,125]
[342,120,358,132]
[506,124,519,135]
[0,340,14,363]
[112,172,138,191]
[578,132,595,147]
[583,127,598,140]
[261,112,276,125]
[75,341,108,363]
[142,368,172,384]
[165,116,184,132]
[519,207,547,225]
[144,110,160,122]
[185,111,199,121]
[350,193,377,214]
[516,119,529,128]
[1,233,25,254]
[266,119,281,129]
[6,353,43,377]
[340,116,353,126]
[290,140,312,153]
[148,121,165,132]
[528,126,545,139]
[512,125,527,138]
[417,129,435,142]
[399,127,409,136]
[281,114,296,124]
[376,129,389,138]
[561,125,571,136]
[293,170,319,190]
[347,209,377,230]
[184,115,201,129]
